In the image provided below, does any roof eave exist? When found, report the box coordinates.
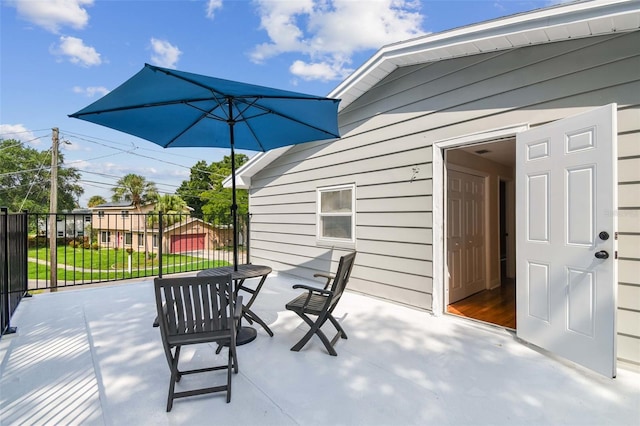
[330,0,640,111]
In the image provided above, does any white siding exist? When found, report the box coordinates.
[249,31,640,365]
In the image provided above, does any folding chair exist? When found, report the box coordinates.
[154,275,242,411]
[285,252,356,356]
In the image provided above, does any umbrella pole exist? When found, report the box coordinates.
[229,101,239,272]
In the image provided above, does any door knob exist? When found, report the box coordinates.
[599,231,610,241]
[595,250,609,259]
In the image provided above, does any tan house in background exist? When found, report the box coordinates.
[89,201,159,252]
[89,201,229,254]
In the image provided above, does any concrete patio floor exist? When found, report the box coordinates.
[1,272,639,425]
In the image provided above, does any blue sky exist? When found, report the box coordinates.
[1,0,556,207]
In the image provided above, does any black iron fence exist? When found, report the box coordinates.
[10,210,250,293]
[1,208,28,336]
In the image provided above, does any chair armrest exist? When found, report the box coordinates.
[152,303,169,327]
[292,284,332,296]
[234,296,244,319]
[313,272,334,289]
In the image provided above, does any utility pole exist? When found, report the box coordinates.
[49,128,58,291]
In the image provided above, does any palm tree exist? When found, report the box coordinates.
[112,174,157,258]
[147,194,189,228]
[112,174,158,211]
[87,195,107,207]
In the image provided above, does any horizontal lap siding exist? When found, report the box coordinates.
[249,30,640,362]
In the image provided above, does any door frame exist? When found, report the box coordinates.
[432,124,529,316]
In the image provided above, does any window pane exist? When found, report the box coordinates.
[321,189,352,213]
[321,216,352,239]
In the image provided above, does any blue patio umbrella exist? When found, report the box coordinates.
[70,63,340,270]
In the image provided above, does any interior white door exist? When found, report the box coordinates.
[516,104,617,377]
[448,169,486,303]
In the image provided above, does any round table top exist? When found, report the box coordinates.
[196,264,272,280]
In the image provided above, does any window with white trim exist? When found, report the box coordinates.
[100,231,111,243]
[317,184,355,244]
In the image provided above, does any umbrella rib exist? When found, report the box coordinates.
[69,98,219,117]
[164,102,225,147]
[240,100,341,139]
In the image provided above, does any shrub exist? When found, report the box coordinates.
[28,236,48,248]
[92,243,99,250]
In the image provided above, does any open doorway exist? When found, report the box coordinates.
[445,139,516,329]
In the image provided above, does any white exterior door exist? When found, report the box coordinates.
[516,104,617,377]
[448,169,486,303]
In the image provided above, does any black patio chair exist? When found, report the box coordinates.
[154,275,242,411]
[285,252,356,356]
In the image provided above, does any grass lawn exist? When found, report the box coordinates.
[28,246,231,281]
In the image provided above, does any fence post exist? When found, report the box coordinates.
[22,211,31,298]
[246,213,251,264]
[1,207,17,335]
[158,212,163,278]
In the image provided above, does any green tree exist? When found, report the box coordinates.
[0,138,83,213]
[147,194,189,228]
[87,195,107,207]
[112,173,157,211]
[201,154,249,221]
[177,154,249,220]
[176,160,210,218]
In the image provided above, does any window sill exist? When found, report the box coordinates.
[316,239,356,250]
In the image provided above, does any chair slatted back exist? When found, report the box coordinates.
[155,275,233,338]
[328,252,356,311]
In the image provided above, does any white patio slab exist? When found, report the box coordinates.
[1,272,639,425]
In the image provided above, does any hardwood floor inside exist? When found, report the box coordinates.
[447,279,516,329]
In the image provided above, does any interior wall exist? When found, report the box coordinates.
[446,147,515,289]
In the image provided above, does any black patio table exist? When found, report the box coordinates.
[197,264,274,345]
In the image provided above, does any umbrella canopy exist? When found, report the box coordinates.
[70,63,340,269]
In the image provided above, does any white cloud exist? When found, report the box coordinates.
[73,86,109,97]
[206,0,223,19]
[290,60,347,82]
[0,124,40,145]
[11,0,93,33]
[51,36,102,67]
[150,38,182,69]
[250,0,425,82]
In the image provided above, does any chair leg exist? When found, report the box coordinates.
[174,346,182,382]
[328,314,348,340]
[290,313,337,356]
[166,345,182,412]
[231,345,239,374]
[226,348,233,403]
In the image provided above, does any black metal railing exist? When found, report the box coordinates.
[1,208,28,336]
[22,211,250,291]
